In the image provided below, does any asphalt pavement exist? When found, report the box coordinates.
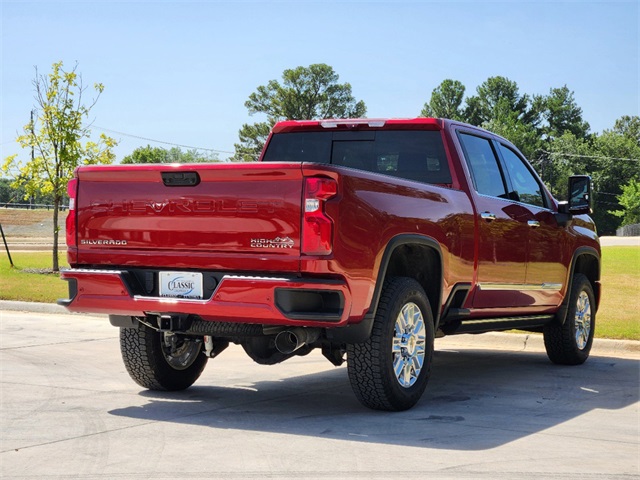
[1,307,638,479]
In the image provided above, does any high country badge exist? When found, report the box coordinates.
[250,237,295,249]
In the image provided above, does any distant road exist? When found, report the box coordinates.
[600,236,640,246]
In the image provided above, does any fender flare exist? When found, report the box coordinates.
[556,246,601,325]
[328,234,444,344]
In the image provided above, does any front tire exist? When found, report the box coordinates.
[120,322,208,391]
[347,277,435,411]
[544,273,595,365]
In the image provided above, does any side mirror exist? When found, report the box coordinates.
[567,175,592,214]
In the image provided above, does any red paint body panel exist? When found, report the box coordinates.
[61,269,352,327]
[73,163,303,270]
[61,118,600,332]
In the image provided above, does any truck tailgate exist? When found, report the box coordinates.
[73,163,303,270]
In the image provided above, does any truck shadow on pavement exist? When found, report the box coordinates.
[109,348,639,451]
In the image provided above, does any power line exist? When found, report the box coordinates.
[92,125,236,155]
[541,150,640,163]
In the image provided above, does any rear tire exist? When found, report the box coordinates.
[120,322,207,391]
[544,273,595,365]
[347,277,435,411]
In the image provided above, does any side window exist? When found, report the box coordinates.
[458,133,507,198]
[498,145,546,208]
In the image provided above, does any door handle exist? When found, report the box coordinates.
[481,212,496,222]
[528,220,540,228]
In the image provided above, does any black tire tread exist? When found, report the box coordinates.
[347,277,434,411]
[120,324,207,391]
[543,273,595,365]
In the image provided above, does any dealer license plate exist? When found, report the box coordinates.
[159,271,203,299]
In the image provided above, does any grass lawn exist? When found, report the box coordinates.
[0,246,638,340]
[0,252,68,303]
[598,246,640,340]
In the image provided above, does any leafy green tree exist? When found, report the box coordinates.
[121,145,168,164]
[611,179,640,226]
[420,79,466,120]
[171,147,219,163]
[418,77,638,234]
[0,178,15,204]
[590,127,640,233]
[121,145,219,164]
[234,63,367,161]
[538,85,590,139]
[533,85,590,193]
[464,76,535,126]
[459,76,544,160]
[482,97,541,160]
[0,177,54,205]
[613,115,640,146]
[2,61,117,271]
[234,123,272,162]
[543,119,640,234]
[542,132,594,198]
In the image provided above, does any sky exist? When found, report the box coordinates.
[1,0,638,166]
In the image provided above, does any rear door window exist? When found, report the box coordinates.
[497,144,547,208]
[458,133,508,198]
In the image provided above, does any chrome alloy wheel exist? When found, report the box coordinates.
[392,302,427,388]
[162,333,201,370]
[574,291,592,350]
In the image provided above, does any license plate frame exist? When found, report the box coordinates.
[159,271,203,299]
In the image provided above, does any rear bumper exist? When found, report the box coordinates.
[58,269,352,327]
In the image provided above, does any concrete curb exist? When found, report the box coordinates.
[438,331,640,359]
[0,300,74,315]
[1,300,638,359]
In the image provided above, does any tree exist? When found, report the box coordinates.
[611,179,640,227]
[481,97,541,160]
[543,118,640,234]
[590,127,640,234]
[532,85,590,193]
[420,79,466,120]
[418,77,638,234]
[0,178,15,204]
[459,76,545,160]
[464,76,534,126]
[121,145,219,164]
[233,64,367,160]
[0,177,54,205]
[2,61,117,271]
[538,85,590,139]
[613,115,640,146]
[173,147,219,164]
[542,132,594,198]
[121,145,168,164]
[234,123,272,162]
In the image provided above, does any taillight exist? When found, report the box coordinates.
[302,177,337,255]
[66,178,77,248]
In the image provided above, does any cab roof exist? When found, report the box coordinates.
[271,117,444,133]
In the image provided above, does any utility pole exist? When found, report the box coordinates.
[30,109,35,209]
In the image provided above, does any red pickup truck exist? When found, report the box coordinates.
[60,118,600,411]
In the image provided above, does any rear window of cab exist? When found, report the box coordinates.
[263,130,452,185]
